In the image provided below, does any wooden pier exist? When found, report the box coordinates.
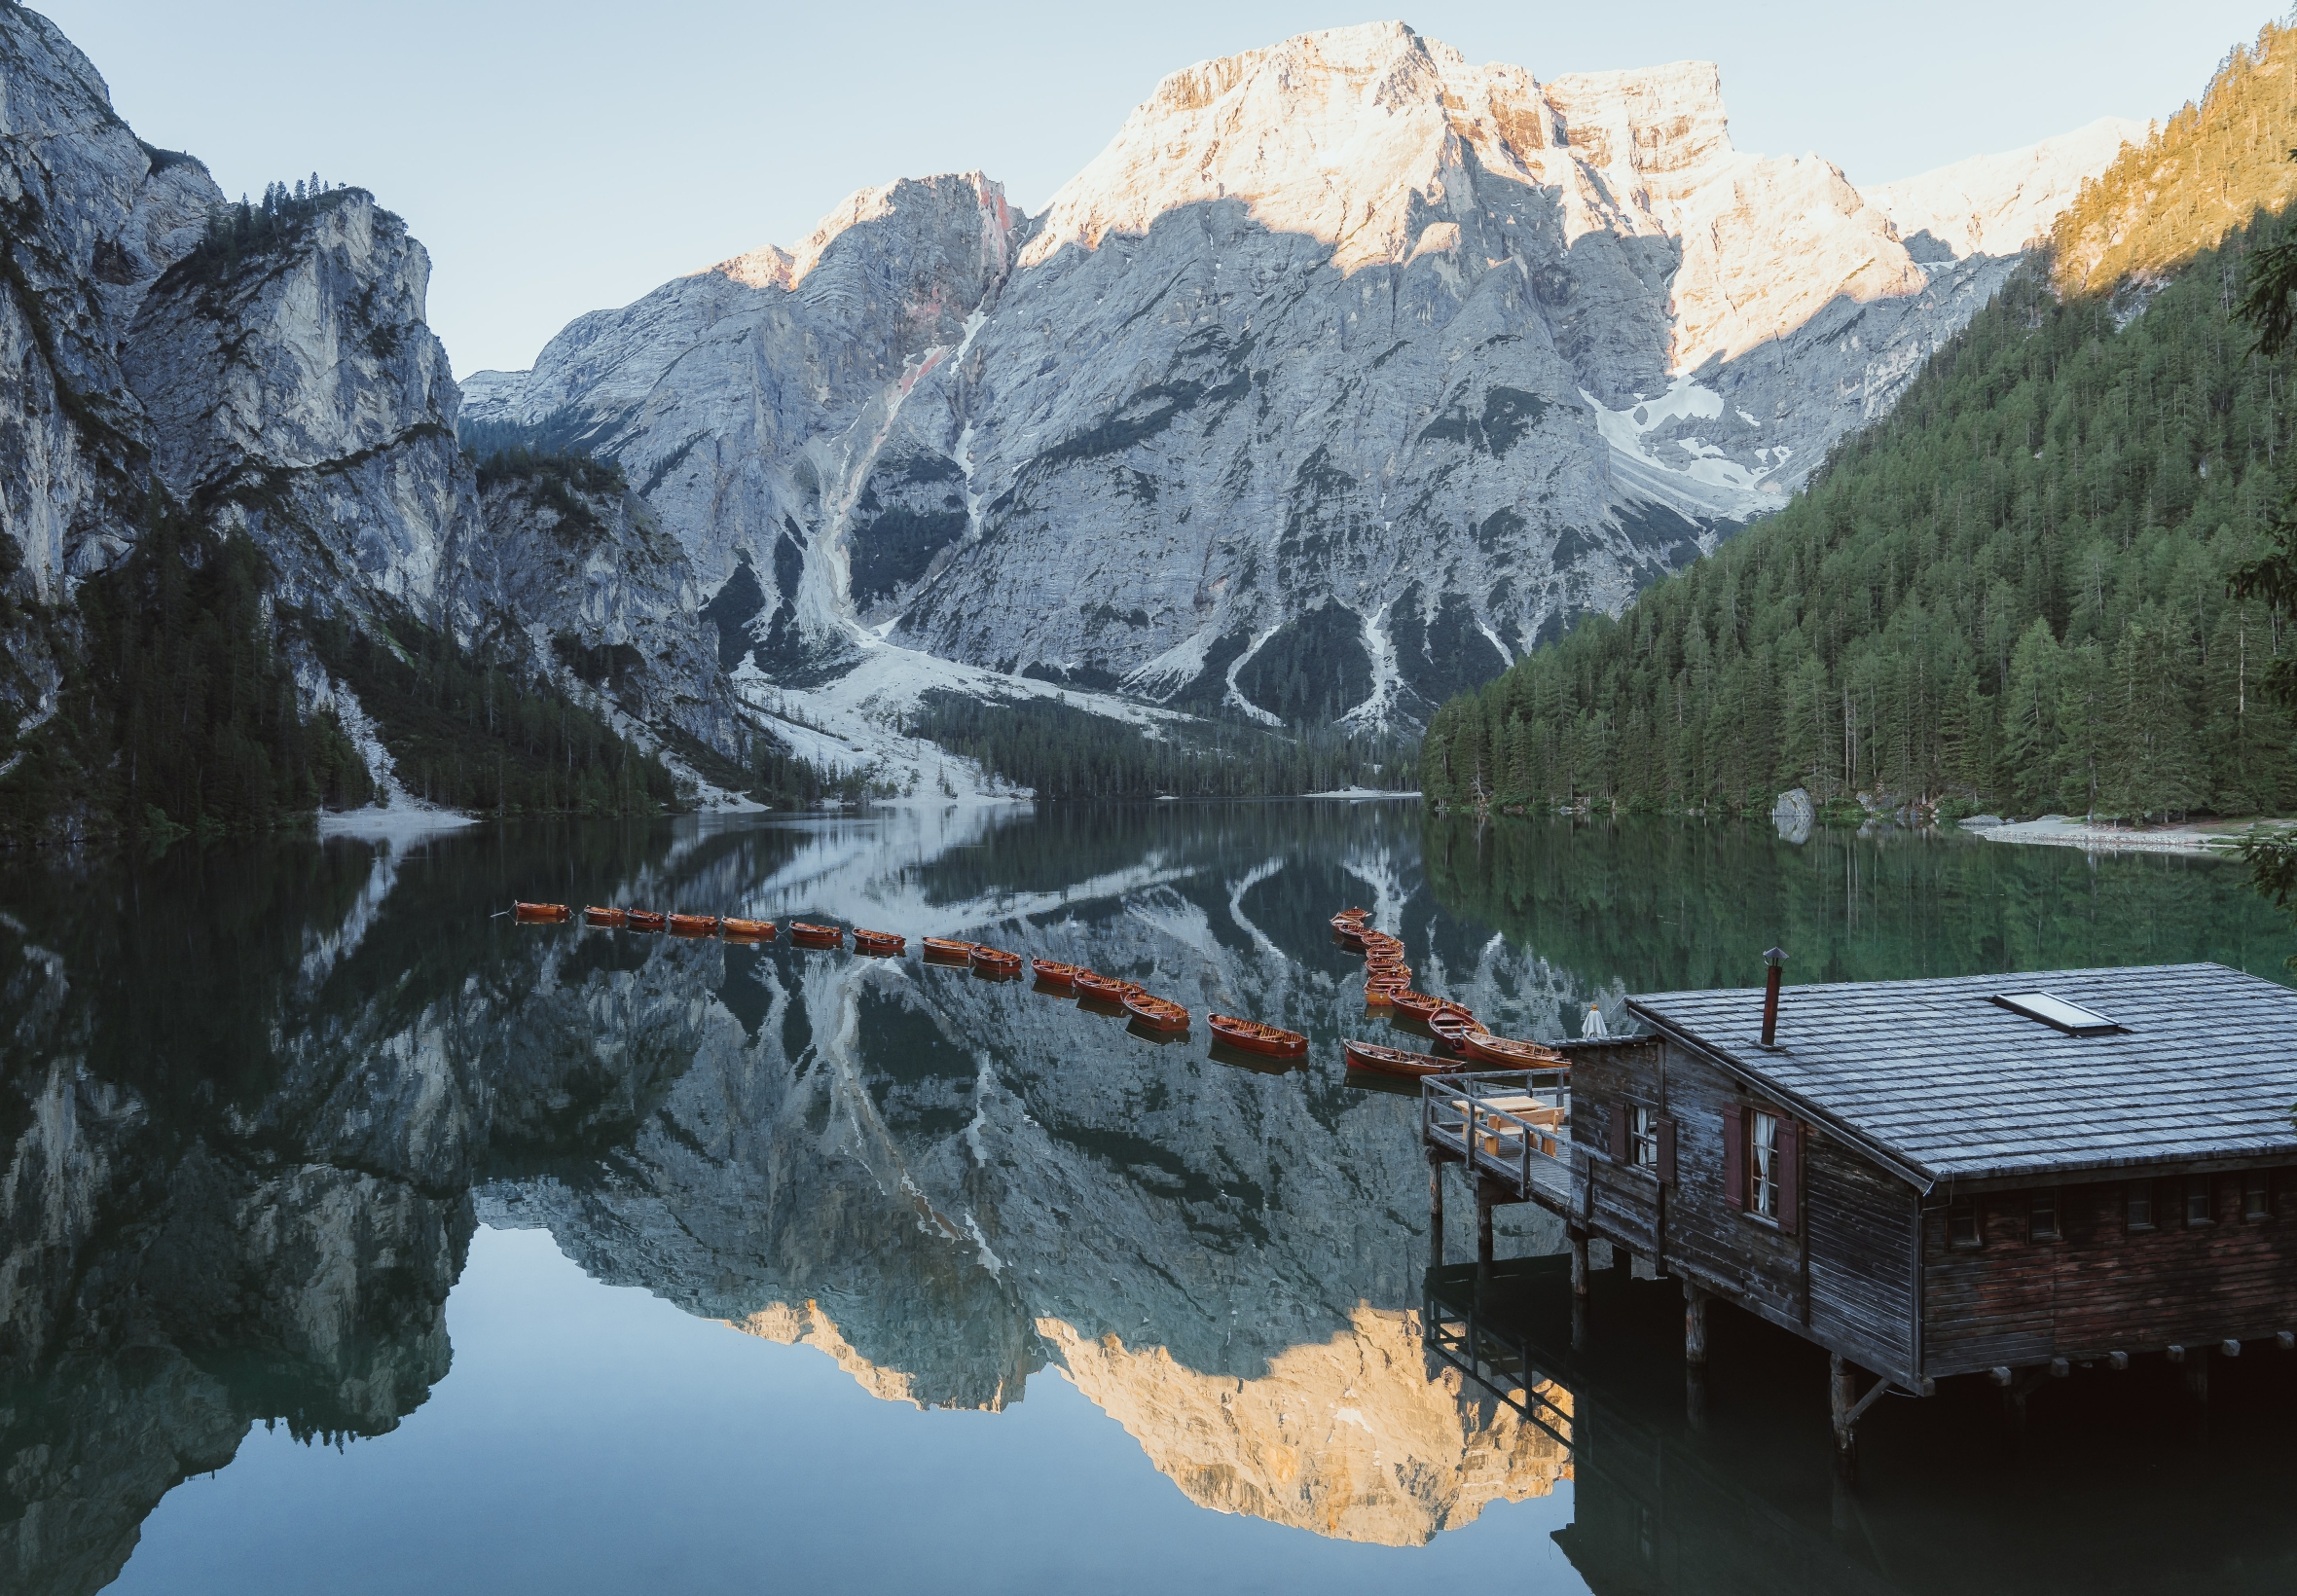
[1422,961,2297,1476]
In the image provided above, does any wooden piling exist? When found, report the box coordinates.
[1427,1150,1445,1267]
[1684,1281,1709,1368]
[1830,1352,1859,1480]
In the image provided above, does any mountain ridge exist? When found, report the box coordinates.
[464,21,2136,756]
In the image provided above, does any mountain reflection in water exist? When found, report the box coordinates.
[1,805,2288,1592]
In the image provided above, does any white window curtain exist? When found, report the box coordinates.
[1751,1110,1779,1215]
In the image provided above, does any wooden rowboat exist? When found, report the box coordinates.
[1071,970,1124,1000]
[923,937,976,962]
[583,906,627,928]
[1122,993,1191,1033]
[969,945,1023,974]
[1330,917,1367,946]
[790,922,843,948]
[1030,959,1084,989]
[1342,1038,1453,1078]
[1428,1009,1481,1054]
[1334,907,1371,924]
[1461,1032,1566,1070]
[853,928,905,955]
[1392,990,1474,1024]
[626,910,668,932]
[668,913,719,937]
[1208,1014,1307,1058]
[514,901,571,923]
[1363,983,1397,1009]
[722,917,775,940]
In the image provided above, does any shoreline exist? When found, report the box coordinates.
[1973,816,2240,855]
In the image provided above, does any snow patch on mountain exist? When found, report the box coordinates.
[1866,117,2150,260]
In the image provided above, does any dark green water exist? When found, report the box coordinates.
[1,803,2289,1594]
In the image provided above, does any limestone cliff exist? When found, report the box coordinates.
[467,23,2135,735]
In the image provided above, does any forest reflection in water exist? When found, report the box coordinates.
[0,803,2289,1593]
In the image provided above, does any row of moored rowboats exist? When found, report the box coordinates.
[1328,906,1567,1080]
[510,900,1564,1077]
[511,903,1307,1059]
[517,901,904,951]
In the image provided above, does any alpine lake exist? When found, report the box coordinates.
[4,800,2294,1595]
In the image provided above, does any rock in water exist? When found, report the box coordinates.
[1773,787,1815,844]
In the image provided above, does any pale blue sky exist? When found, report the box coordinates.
[39,2,2279,379]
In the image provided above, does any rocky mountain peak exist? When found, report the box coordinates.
[1024,21,1568,273]
[705,169,1015,294]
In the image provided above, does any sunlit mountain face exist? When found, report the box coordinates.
[2,804,2289,1590]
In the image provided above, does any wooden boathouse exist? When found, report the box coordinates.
[1423,961,2297,1469]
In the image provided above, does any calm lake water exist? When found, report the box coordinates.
[3,803,2292,1594]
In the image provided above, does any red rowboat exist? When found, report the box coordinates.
[790,922,843,948]
[1342,1038,1453,1078]
[1363,983,1397,1009]
[514,901,570,923]
[1330,917,1367,946]
[583,906,627,928]
[923,937,976,962]
[1462,1033,1566,1069]
[1208,1015,1307,1058]
[626,910,668,932]
[1389,989,1462,1022]
[1428,1009,1481,1054]
[668,913,719,937]
[1031,959,1084,989]
[1122,993,1190,1033]
[1072,970,1124,1000]
[1334,907,1370,924]
[853,928,905,955]
[969,945,1023,974]
[722,917,775,939]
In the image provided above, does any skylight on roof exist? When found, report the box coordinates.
[1990,991,2123,1035]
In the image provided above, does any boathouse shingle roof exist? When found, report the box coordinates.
[1625,962,2297,1186]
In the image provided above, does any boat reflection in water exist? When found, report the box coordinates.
[1423,1257,2297,1594]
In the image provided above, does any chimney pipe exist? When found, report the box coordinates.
[1760,947,1788,1048]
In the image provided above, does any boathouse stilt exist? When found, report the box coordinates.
[1475,1179,1497,1269]
[1427,1150,1445,1267]
[1569,1227,1588,1298]
[1830,1353,1860,1480]
[1683,1282,1708,1367]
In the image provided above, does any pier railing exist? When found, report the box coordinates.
[1421,1070,1572,1204]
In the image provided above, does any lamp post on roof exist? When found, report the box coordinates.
[1761,947,1788,1049]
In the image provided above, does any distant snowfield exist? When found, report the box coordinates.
[735,637,1212,801]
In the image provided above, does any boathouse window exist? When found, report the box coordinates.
[2127,1182,2154,1232]
[2186,1176,2215,1227]
[1750,1111,1781,1217]
[1948,1194,1981,1249]
[2029,1188,2060,1242]
[1629,1106,1659,1171]
[2244,1171,2271,1221]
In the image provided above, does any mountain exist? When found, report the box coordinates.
[0,10,2141,835]
[0,5,755,841]
[1415,22,2297,823]
[467,22,2136,744]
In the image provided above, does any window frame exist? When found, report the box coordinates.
[2126,1181,2155,1233]
[1628,1104,1659,1173]
[2243,1169,2271,1222]
[1947,1193,1983,1250]
[2185,1175,2215,1228]
[2029,1187,2060,1243]
[1748,1109,1782,1221]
